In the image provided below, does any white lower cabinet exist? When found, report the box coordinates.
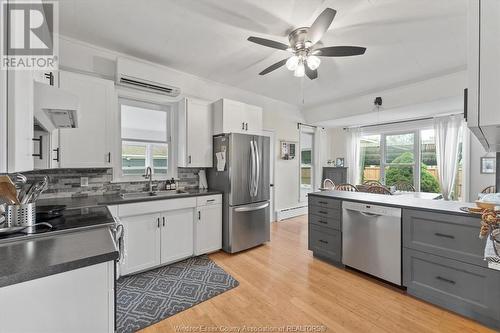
[0,261,115,333]
[120,213,161,275]
[117,196,222,276]
[161,209,194,264]
[195,203,222,255]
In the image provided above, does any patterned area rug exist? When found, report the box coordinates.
[116,255,239,333]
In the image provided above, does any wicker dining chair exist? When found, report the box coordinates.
[481,185,496,194]
[394,181,416,192]
[363,180,382,186]
[366,185,392,195]
[335,183,359,192]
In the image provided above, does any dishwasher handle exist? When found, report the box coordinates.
[344,207,382,217]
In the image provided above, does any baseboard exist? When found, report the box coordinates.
[276,204,308,221]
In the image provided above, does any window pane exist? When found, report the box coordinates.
[152,144,168,175]
[121,104,168,142]
[360,135,381,183]
[122,142,146,175]
[385,133,414,164]
[420,129,440,193]
[385,165,414,187]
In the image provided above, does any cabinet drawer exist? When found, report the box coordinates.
[309,206,340,220]
[309,196,341,210]
[196,194,222,207]
[309,225,341,262]
[403,209,484,266]
[309,213,340,230]
[404,249,500,327]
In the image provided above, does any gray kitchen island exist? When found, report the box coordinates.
[308,190,500,329]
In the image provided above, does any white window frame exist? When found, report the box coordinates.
[115,96,174,182]
[299,126,315,203]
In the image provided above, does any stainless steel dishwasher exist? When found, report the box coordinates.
[342,201,402,285]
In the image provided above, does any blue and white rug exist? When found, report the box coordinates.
[116,255,239,333]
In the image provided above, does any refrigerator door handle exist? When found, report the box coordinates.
[249,140,256,197]
[254,140,260,197]
[234,202,270,212]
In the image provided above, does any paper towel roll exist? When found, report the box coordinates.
[198,170,208,189]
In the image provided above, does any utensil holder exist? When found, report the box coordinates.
[5,203,36,227]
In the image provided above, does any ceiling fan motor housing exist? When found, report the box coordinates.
[289,27,311,52]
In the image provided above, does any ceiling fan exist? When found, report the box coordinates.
[247,8,366,80]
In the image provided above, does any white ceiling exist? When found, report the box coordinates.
[56,0,467,109]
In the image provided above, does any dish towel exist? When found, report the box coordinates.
[485,229,500,269]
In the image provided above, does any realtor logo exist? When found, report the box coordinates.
[1,1,58,70]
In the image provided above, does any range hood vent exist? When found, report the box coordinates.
[34,82,80,131]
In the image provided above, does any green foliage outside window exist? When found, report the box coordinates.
[385,152,440,193]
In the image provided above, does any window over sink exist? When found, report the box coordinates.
[119,99,171,179]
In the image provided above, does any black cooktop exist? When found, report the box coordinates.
[0,205,114,241]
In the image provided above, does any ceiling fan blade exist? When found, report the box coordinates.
[259,59,288,75]
[247,36,289,51]
[305,64,318,80]
[314,46,366,57]
[307,8,337,45]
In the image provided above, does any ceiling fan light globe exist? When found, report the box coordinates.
[294,63,305,77]
[307,55,321,70]
[286,56,299,71]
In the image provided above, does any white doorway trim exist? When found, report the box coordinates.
[262,129,276,222]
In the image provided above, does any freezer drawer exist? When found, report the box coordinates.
[226,201,270,253]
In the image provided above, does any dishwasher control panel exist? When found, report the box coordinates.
[342,201,401,218]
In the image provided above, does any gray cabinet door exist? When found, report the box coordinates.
[404,248,500,328]
[403,209,485,266]
[309,225,341,262]
[309,214,340,230]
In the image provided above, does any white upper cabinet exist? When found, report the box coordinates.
[178,98,213,167]
[58,71,116,167]
[212,98,263,135]
[467,0,500,151]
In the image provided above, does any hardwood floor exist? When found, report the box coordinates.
[142,215,494,333]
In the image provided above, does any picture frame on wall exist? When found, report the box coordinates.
[480,157,496,174]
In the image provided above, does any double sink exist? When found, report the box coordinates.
[120,190,187,199]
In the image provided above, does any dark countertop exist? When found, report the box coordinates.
[309,190,478,217]
[37,188,223,209]
[0,227,118,287]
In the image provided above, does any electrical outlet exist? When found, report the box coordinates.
[80,177,89,187]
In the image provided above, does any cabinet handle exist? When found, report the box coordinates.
[319,211,327,215]
[436,276,456,285]
[163,216,165,227]
[434,232,455,239]
[157,217,160,228]
[198,211,201,220]
[188,155,191,164]
[318,239,328,244]
[318,201,328,204]
[245,123,248,131]
[32,136,43,160]
[107,152,111,163]
[206,199,215,202]
[53,148,60,162]
[318,220,327,224]
[242,122,245,130]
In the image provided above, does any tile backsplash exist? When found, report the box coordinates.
[22,168,202,199]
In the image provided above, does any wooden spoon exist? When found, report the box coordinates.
[0,182,20,205]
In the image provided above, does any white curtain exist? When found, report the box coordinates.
[434,114,464,200]
[346,128,361,185]
[314,127,327,190]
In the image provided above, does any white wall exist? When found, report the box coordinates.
[58,36,304,212]
[469,134,496,199]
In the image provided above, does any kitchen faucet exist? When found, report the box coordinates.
[143,166,153,193]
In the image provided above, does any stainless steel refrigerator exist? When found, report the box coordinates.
[208,133,270,253]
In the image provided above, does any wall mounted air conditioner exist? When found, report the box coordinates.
[116,58,181,97]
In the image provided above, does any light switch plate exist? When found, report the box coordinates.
[80,177,89,187]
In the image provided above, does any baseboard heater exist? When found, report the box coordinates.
[276,205,308,221]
